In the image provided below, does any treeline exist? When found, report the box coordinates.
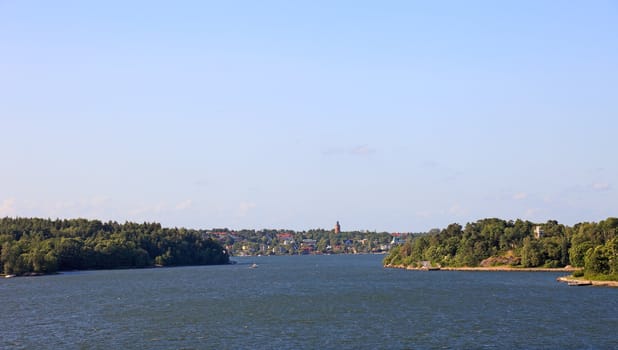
[383,217,618,280]
[0,217,229,275]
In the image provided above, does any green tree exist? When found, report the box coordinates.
[521,237,542,267]
[569,240,594,267]
[584,245,610,275]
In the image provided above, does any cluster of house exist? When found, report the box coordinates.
[389,232,408,245]
[268,234,357,254]
[204,229,412,256]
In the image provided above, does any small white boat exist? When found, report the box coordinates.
[567,280,592,286]
[4,274,16,279]
[249,263,258,269]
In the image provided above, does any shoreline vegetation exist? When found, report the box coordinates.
[382,217,618,285]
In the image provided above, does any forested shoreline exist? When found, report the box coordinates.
[383,217,618,281]
[0,217,229,276]
[4,216,617,281]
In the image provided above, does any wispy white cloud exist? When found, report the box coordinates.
[194,179,209,187]
[129,203,166,217]
[175,199,193,211]
[321,147,346,156]
[43,196,112,218]
[86,196,110,210]
[415,210,432,218]
[322,144,376,156]
[1,196,196,223]
[448,204,468,217]
[523,207,545,221]
[349,144,375,156]
[591,182,611,191]
[0,198,16,216]
[238,201,256,217]
[131,199,194,215]
[421,160,440,168]
[512,192,528,200]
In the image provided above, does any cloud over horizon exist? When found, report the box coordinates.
[513,192,528,200]
[592,182,611,191]
[0,198,16,217]
[322,144,376,156]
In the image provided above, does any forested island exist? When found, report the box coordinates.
[383,217,618,281]
[0,217,229,276]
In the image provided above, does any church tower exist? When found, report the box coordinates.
[334,221,341,234]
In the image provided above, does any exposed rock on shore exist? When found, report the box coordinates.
[557,276,618,288]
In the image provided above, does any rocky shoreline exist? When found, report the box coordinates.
[384,264,618,287]
[556,276,618,288]
[440,266,580,272]
[384,264,581,272]
[2,272,48,278]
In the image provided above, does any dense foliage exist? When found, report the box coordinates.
[383,217,618,280]
[0,217,229,275]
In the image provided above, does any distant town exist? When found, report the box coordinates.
[207,221,415,256]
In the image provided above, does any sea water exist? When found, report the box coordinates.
[1,254,616,349]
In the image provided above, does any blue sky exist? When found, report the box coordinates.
[1,1,616,232]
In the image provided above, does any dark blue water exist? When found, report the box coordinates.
[1,254,616,349]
